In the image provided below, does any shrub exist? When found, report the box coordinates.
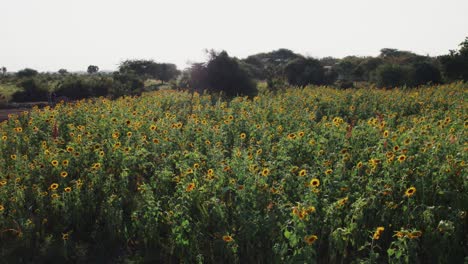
[11,78,49,102]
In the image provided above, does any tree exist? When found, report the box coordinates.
[118,60,179,82]
[205,51,257,97]
[1,66,6,76]
[87,65,99,74]
[17,68,38,78]
[58,69,68,75]
[283,57,325,86]
[158,63,179,83]
[409,62,441,86]
[439,37,468,82]
[374,64,409,88]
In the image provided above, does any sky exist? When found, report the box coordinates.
[1,0,467,72]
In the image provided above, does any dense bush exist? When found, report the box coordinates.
[374,64,409,88]
[11,78,49,102]
[284,57,326,87]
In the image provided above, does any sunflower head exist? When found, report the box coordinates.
[304,235,318,245]
[405,187,416,197]
[310,178,320,187]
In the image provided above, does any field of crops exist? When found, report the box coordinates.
[0,83,466,263]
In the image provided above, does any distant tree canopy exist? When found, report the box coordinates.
[87,65,99,74]
[284,57,326,87]
[182,51,257,97]
[118,60,179,82]
[17,68,39,78]
[439,37,468,82]
[374,64,409,88]
[58,69,68,75]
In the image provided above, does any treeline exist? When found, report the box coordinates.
[0,37,467,102]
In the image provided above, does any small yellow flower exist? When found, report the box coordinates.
[261,168,270,177]
[398,155,406,162]
[186,182,196,192]
[64,187,72,193]
[60,171,68,178]
[298,169,307,177]
[405,187,416,197]
[50,183,59,190]
[304,235,318,245]
[222,235,234,242]
[310,178,320,187]
[240,133,246,139]
[51,160,59,167]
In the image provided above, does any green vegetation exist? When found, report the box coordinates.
[0,83,466,262]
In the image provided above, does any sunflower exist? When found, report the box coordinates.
[405,187,416,197]
[64,187,72,193]
[150,125,157,131]
[207,169,214,176]
[298,169,307,177]
[240,133,246,139]
[51,160,59,167]
[310,178,320,187]
[60,171,68,178]
[193,163,200,169]
[397,155,406,162]
[186,182,196,192]
[93,163,101,169]
[50,183,59,190]
[356,162,363,169]
[0,205,4,211]
[222,235,234,243]
[51,193,60,199]
[62,233,69,240]
[373,226,385,240]
[152,138,160,144]
[408,231,422,239]
[298,131,305,137]
[10,154,17,160]
[325,169,333,175]
[261,168,270,177]
[304,235,318,245]
[1,136,7,141]
[287,133,296,140]
[127,132,132,137]
[383,130,389,138]
[62,160,69,166]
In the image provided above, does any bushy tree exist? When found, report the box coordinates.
[12,77,48,102]
[409,62,442,86]
[17,68,38,78]
[205,51,257,97]
[283,57,325,86]
[439,37,468,81]
[58,69,68,75]
[87,65,99,74]
[374,64,409,88]
[118,60,179,82]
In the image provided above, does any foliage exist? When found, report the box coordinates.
[119,60,179,82]
[87,65,99,74]
[284,57,326,86]
[0,83,466,262]
[374,64,409,88]
[16,68,39,78]
[11,78,49,102]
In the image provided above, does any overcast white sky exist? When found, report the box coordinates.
[1,0,467,72]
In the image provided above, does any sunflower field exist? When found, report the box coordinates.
[0,83,467,263]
